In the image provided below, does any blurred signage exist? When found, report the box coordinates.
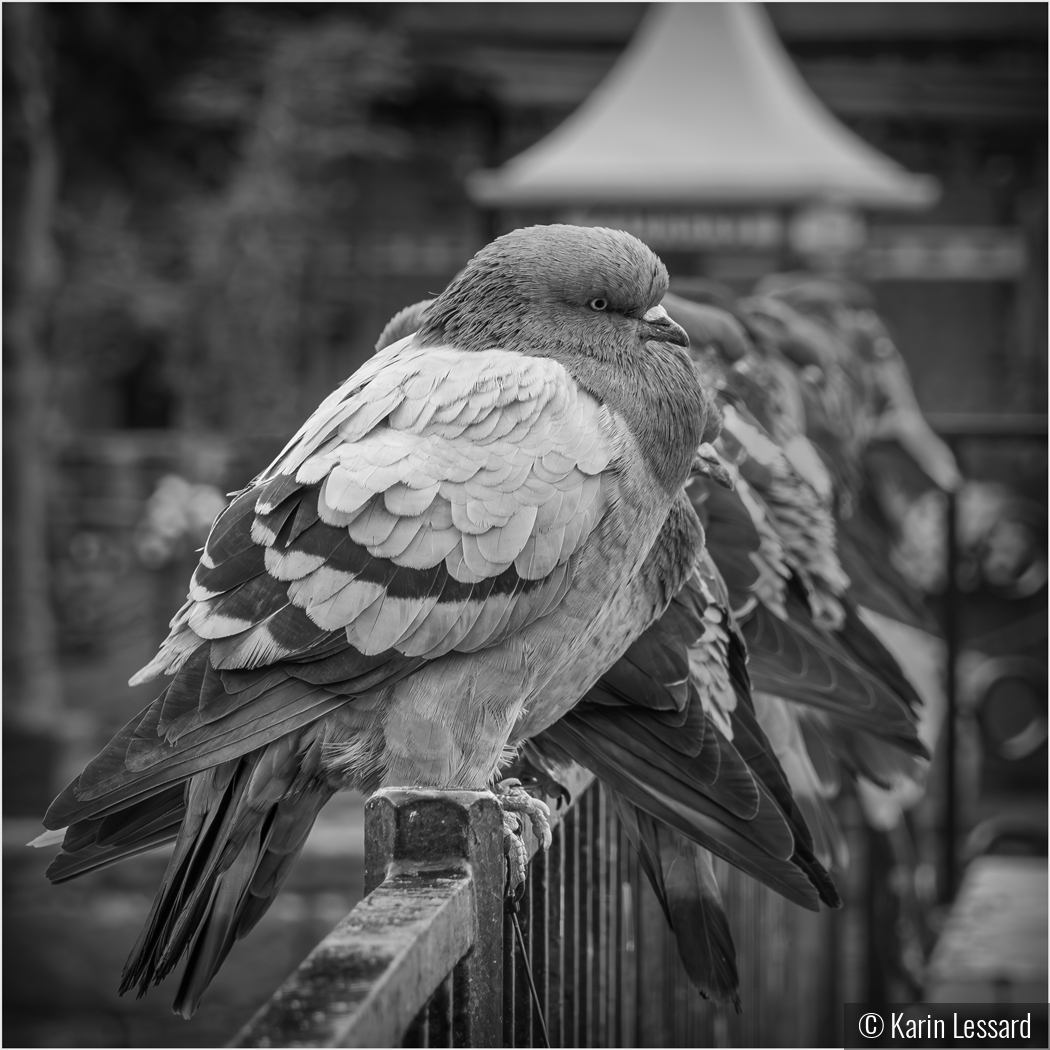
[560,210,784,251]
[789,203,867,258]
[862,227,1027,281]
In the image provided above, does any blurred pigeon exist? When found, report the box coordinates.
[742,278,954,823]
[664,291,930,854]
[35,225,713,1016]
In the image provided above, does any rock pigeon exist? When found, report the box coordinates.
[664,289,935,829]
[376,296,839,1010]
[35,224,714,1017]
[740,276,956,825]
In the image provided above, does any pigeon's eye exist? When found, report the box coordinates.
[588,297,609,312]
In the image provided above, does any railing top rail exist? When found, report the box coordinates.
[229,768,595,1049]
[230,871,475,1049]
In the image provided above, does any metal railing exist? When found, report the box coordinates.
[231,769,837,1048]
[927,412,1048,901]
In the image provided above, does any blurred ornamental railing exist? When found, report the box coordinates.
[230,770,836,1049]
[928,413,1049,902]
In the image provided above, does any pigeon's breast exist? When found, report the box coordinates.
[376,406,692,789]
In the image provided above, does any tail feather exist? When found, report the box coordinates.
[173,819,268,1018]
[613,793,741,1008]
[40,725,337,1018]
[46,827,182,882]
[122,760,244,994]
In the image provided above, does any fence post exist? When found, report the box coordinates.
[365,788,504,1047]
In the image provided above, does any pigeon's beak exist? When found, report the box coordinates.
[641,304,689,348]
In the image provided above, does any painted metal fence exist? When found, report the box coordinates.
[231,769,837,1049]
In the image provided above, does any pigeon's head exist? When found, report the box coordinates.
[418,224,689,358]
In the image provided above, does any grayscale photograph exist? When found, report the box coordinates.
[4,3,1046,1047]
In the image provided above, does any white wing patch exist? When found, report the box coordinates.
[151,339,624,672]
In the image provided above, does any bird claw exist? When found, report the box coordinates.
[502,751,573,811]
[513,769,572,811]
[495,778,552,897]
[502,811,529,897]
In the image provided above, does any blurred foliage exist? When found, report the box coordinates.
[182,12,414,433]
[8,4,484,438]
[4,3,496,679]
[134,474,227,568]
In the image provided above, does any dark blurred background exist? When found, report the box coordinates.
[3,4,1046,1046]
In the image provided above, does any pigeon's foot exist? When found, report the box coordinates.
[503,754,572,811]
[518,771,572,811]
[495,778,551,896]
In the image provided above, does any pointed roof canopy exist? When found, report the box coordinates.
[469,3,938,210]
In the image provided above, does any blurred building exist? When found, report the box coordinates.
[420,1,1045,416]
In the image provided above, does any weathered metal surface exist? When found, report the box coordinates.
[366,790,504,1049]
[428,972,454,1046]
[231,790,502,1048]
[230,872,474,1048]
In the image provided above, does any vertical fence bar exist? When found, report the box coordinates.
[548,819,565,1049]
[428,974,453,1048]
[564,802,579,1046]
[604,790,617,1047]
[662,885,677,1045]
[577,794,592,1047]
[503,908,516,1048]
[593,786,607,1049]
[531,842,550,1045]
[513,892,533,1048]
[622,829,638,1049]
[587,786,600,1047]
[612,818,622,1049]
[944,463,960,901]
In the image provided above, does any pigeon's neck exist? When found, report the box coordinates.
[640,492,707,608]
[558,343,710,497]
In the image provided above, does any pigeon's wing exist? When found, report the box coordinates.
[690,472,790,621]
[742,591,924,755]
[543,559,832,913]
[45,339,620,831]
[719,403,849,627]
[836,489,937,631]
[751,692,848,870]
